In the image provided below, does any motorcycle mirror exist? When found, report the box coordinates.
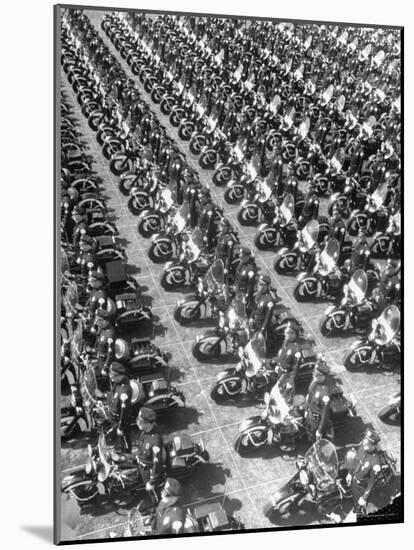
[120,393,128,402]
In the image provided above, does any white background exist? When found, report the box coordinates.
[0,0,411,548]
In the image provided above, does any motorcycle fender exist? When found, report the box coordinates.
[216,368,238,382]
[61,470,90,491]
[324,305,339,315]
[272,485,302,511]
[145,393,185,408]
[196,329,219,342]
[137,209,154,221]
[296,271,309,281]
[164,260,178,271]
[276,247,290,257]
[238,415,267,433]
[178,294,198,306]
[258,223,270,232]
[240,199,249,207]
[351,339,368,350]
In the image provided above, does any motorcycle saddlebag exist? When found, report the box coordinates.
[171,433,194,456]
[193,502,230,531]
[140,372,169,394]
[330,391,350,422]
[115,293,138,313]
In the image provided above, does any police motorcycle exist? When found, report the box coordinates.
[237,175,278,226]
[147,202,190,263]
[124,499,242,536]
[137,188,175,238]
[192,293,251,362]
[173,259,230,325]
[319,269,378,337]
[274,219,320,276]
[160,228,212,291]
[112,336,170,374]
[61,429,209,504]
[263,439,352,520]
[234,381,308,456]
[210,336,278,403]
[223,150,262,205]
[343,305,401,372]
[212,136,246,187]
[293,238,344,302]
[253,193,298,251]
[346,179,390,237]
[370,209,401,259]
[127,166,165,216]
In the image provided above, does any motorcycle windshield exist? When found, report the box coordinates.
[65,281,79,311]
[61,249,70,274]
[304,439,339,492]
[283,106,296,129]
[257,180,272,202]
[243,340,263,377]
[279,194,295,226]
[348,269,368,303]
[205,259,225,290]
[268,381,291,424]
[301,219,319,250]
[173,202,189,233]
[321,84,334,106]
[370,181,388,211]
[81,367,99,405]
[392,211,401,235]
[336,94,346,113]
[247,153,261,180]
[374,305,400,346]
[298,117,310,139]
[330,148,346,172]
[227,294,248,330]
[160,188,173,212]
[233,140,245,162]
[318,239,340,276]
[269,94,281,114]
[187,228,203,262]
[70,322,84,360]
[373,50,385,68]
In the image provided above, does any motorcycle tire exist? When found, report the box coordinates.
[224,186,244,205]
[128,194,150,215]
[237,206,259,226]
[88,113,104,132]
[173,302,202,325]
[210,379,242,403]
[160,269,186,291]
[293,279,318,302]
[64,483,99,504]
[138,215,161,238]
[148,241,173,263]
[378,402,400,424]
[192,338,223,362]
[199,149,217,169]
[212,166,232,187]
[178,122,195,141]
[319,312,346,337]
[169,109,185,127]
[110,156,129,176]
[102,141,123,160]
[343,346,376,371]
[274,252,298,275]
[234,430,268,456]
[160,97,175,115]
[190,135,207,156]
[119,175,138,196]
[254,230,277,251]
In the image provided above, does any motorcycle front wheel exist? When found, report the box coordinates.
[128,194,150,215]
[237,205,259,226]
[234,430,268,456]
[192,337,224,361]
[293,278,318,302]
[173,302,202,325]
[148,241,173,263]
[319,312,346,337]
[210,378,242,403]
[274,252,298,275]
[212,166,232,187]
[343,345,375,371]
[224,186,244,205]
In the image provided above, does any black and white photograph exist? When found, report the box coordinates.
[56,4,402,544]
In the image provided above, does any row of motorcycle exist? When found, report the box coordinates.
[99,11,401,362]
[59,9,400,527]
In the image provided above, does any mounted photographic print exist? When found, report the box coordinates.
[55,3,403,544]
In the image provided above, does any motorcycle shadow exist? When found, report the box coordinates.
[266,501,322,527]
[159,406,206,433]
[334,417,376,448]
[182,463,235,502]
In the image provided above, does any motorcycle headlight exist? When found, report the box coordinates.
[299,469,309,486]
